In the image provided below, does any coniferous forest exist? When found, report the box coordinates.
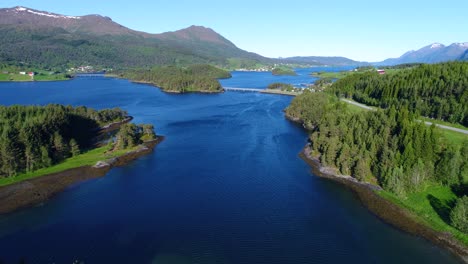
[330,62,468,126]
[0,105,130,177]
[286,89,468,234]
[121,64,231,93]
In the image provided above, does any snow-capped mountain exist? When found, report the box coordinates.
[0,6,142,36]
[377,42,468,65]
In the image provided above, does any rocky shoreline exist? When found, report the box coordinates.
[299,144,468,263]
[0,137,163,215]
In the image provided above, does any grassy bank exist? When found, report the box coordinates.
[0,73,70,82]
[0,146,138,187]
[379,186,468,246]
[441,129,468,146]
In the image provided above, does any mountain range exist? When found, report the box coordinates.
[280,56,368,66]
[376,42,468,65]
[0,6,270,69]
[0,6,466,69]
[0,6,374,69]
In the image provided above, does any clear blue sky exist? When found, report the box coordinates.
[2,0,467,61]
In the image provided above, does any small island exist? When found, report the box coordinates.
[0,104,161,213]
[121,64,231,93]
[272,67,297,76]
[267,82,294,91]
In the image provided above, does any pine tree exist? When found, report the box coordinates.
[451,196,468,233]
[69,139,80,157]
[40,146,52,168]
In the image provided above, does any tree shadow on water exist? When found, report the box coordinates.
[427,194,456,225]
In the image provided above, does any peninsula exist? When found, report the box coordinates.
[285,61,468,261]
[0,104,161,213]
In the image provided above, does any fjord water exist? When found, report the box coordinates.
[0,72,458,263]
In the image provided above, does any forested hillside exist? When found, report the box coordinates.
[122,64,230,93]
[0,105,128,177]
[330,62,468,126]
[286,91,468,237]
[0,7,269,69]
[0,25,206,69]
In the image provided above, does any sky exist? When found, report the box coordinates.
[2,0,467,61]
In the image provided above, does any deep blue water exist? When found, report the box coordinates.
[0,73,459,264]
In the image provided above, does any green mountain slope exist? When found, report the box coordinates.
[0,6,269,69]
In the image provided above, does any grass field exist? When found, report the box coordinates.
[379,185,468,246]
[0,73,31,81]
[343,100,367,113]
[439,129,468,146]
[0,73,69,82]
[0,146,139,187]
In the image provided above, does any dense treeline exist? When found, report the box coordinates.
[286,91,467,197]
[272,67,297,76]
[0,105,128,177]
[267,82,294,90]
[112,123,156,151]
[187,64,232,79]
[122,64,230,93]
[330,62,468,126]
[380,63,424,69]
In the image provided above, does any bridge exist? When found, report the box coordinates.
[223,87,302,96]
[223,87,262,93]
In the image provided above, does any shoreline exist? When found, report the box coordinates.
[0,78,72,83]
[122,79,225,94]
[260,89,301,96]
[299,144,468,263]
[0,137,163,215]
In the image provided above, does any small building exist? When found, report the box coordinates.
[377,69,386,75]
[19,71,26,75]
[28,72,35,77]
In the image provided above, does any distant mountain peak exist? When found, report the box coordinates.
[401,50,415,56]
[377,42,468,65]
[10,6,81,20]
[454,42,468,48]
[430,43,444,49]
[157,25,235,46]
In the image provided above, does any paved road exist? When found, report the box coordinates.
[340,99,375,111]
[340,98,468,135]
[420,121,468,135]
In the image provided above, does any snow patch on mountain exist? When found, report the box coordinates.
[14,6,81,20]
[430,43,444,49]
